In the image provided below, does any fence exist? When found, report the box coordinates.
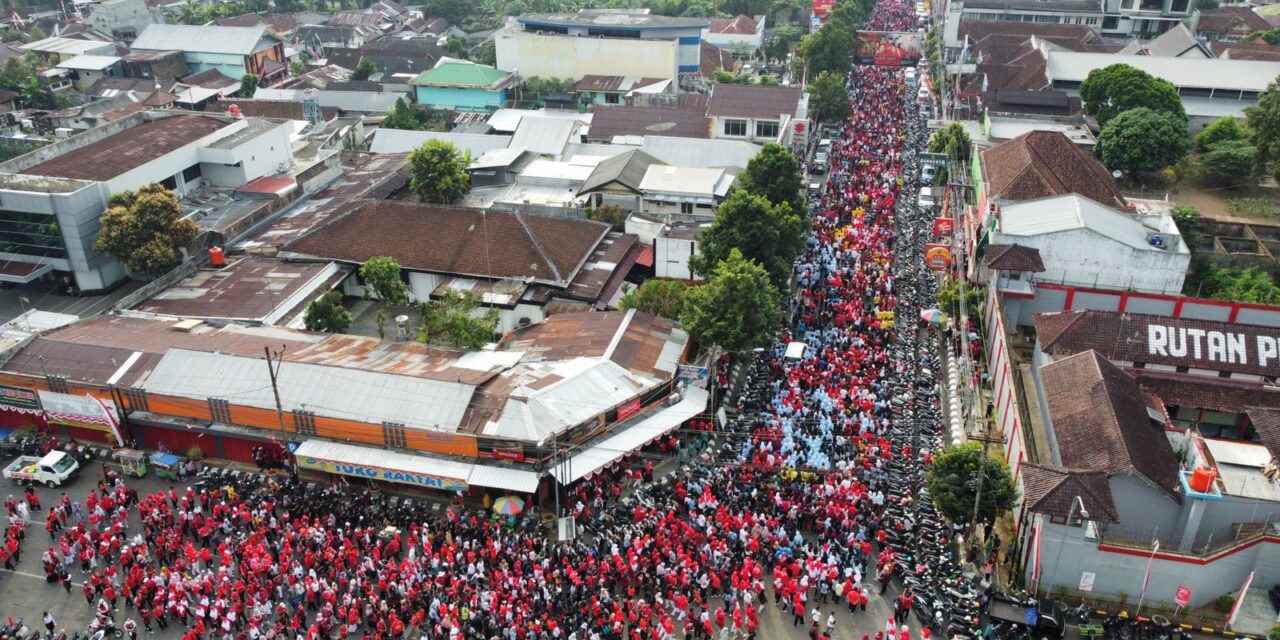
[1013,281,1280,329]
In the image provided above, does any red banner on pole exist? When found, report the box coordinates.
[934,217,954,237]
[1175,584,1191,608]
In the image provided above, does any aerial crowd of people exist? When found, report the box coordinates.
[1,0,945,638]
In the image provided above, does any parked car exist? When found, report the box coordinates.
[3,450,79,487]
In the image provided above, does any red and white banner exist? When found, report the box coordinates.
[38,390,123,446]
[1228,571,1254,628]
[1029,518,1043,593]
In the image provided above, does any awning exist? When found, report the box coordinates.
[0,261,51,284]
[294,439,472,492]
[551,385,708,484]
[293,439,543,494]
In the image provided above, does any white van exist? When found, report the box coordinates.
[905,68,918,88]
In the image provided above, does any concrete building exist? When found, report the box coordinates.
[626,213,711,280]
[410,58,515,112]
[638,164,735,217]
[130,24,287,83]
[702,14,766,51]
[706,84,808,146]
[948,0,1192,39]
[0,112,293,290]
[85,0,158,41]
[55,55,123,91]
[989,193,1190,296]
[495,11,709,82]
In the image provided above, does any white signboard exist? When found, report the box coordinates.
[1079,571,1096,592]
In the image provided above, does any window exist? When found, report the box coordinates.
[604,92,620,104]
[680,202,693,214]
[1102,15,1119,28]
[0,209,68,259]
[755,120,779,139]
[723,119,747,137]
[182,163,202,183]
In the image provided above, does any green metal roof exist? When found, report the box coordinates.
[411,60,511,89]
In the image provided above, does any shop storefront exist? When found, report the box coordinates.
[292,439,539,498]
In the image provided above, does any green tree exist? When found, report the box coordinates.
[689,190,806,289]
[620,279,691,319]
[359,256,410,305]
[926,442,1020,525]
[796,22,855,77]
[1246,75,1280,181]
[476,40,497,66]
[1170,205,1202,250]
[95,184,200,277]
[420,290,498,349]
[1198,139,1257,187]
[587,203,628,230]
[443,34,469,59]
[1198,264,1280,304]
[1249,27,1280,45]
[929,122,972,161]
[303,289,352,333]
[1078,63,1185,127]
[240,73,259,97]
[409,139,471,204]
[681,248,781,353]
[422,0,473,23]
[382,97,433,131]
[738,142,805,212]
[1098,107,1190,179]
[935,279,983,319]
[350,57,378,81]
[807,70,850,124]
[1195,116,1246,153]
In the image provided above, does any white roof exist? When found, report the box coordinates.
[1046,50,1280,93]
[552,385,708,483]
[21,37,114,56]
[518,157,598,182]
[639,165,727,197]
[510,116,581,156]
[132,24,272,56]
[486,357,659,442]
[469,145,528,169]
[294,439,543,492]
[997,193,1184,253]
[172,85,221,104]
[987,119,1094,145]
[641,136,761,169]
[487,108,593,133]
[56,55,121,70]
[369,129,512,155]
[141,349,477,432]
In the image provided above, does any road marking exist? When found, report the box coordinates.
[0,567,81,586]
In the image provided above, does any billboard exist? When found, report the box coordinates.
[855,31,925,66]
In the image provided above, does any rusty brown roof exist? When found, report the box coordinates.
[564,232,640,303]
[206,98,340,121]
[708,14,758,34]
[22,115,230,181]
[1196,7,1270,35]
[285,334,504,385]
[1022,464,1120,522]
[1041,350,1181,500]
[706,84,802,119]
[283,200,611,286]
[981,130,1126,208]
[983,244,1045,272]
[588,104,711,140]
[1247,407,1280,462]
[1135,370,1280,414]
[131,257,344,322]
[500,309,686,379]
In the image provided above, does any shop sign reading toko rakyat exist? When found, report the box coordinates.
[298,456,469,492]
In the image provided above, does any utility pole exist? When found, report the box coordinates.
[264,345,288,441]
[969,419,1007,537]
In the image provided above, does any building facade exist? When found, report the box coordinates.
[495,11,708,81]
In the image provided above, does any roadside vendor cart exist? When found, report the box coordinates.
[149,452,182,481]
[113,449,148,477]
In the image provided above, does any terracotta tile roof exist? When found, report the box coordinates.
[1022,463,1120,522]
[1197,7,1270,36]
[588,104,711,140]
[1135,370,1280,414]
[1035,309,1280,379]
[706,84,802,119]
[699,40,736,77]
[708,14,758,35]
[1211,41,1280,61]
[982,243,1045,272]
[283,200,611,286]
[1041,350,1181,500]
[22,114,229,182]
[182,69,240,89]
[141,90,178,106]
[981,130,1126,208]
[1247,407,1280,462]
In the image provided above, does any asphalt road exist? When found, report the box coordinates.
[0,283,143,325]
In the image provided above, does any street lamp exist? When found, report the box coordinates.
[1045,496,1089,597]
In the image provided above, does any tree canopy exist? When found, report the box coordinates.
[738,142,806,213]
[1193,263,1280,304]
[419,290,498,349]
[689,189,807,290]
[681,249,781,353]
[409,139,471,204]
[929,122,972,161]
[926,442,1020,525]
[359,256,410,306]
[620,279,691,320]
[796,22,856,77]
[1098,107,1190,178]
[1079,63,1185,127]
[304,289,352,333]
[1198,139,1257,187]
[1246,75,1280,181]
[240,73,259,98]
[1194,116,1246,153]
[808,71,850,125]
[95,184,199,277]
[1170,205,1202,250]
[350,58,378,81]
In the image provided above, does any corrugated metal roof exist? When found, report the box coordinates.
[487,357,658,442]
[511,116,581,156]
[466,464,540,492]
[997,193,1179,252]
[132,24,272,56]
[56,54,121,70]
[640,136,760,169]
[369,129,511,155]
[639,165,727,197]
[141,348,477,431]
[21,36,114,56]
[1046,50,1280,92]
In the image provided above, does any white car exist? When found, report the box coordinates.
[921,165,937,184]
[918,191,937,210]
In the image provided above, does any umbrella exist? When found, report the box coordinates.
[492,496,525,515]
[920,308,948,325]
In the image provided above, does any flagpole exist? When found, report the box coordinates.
[1135,538,1160,617]
[1228,571,1255,631]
